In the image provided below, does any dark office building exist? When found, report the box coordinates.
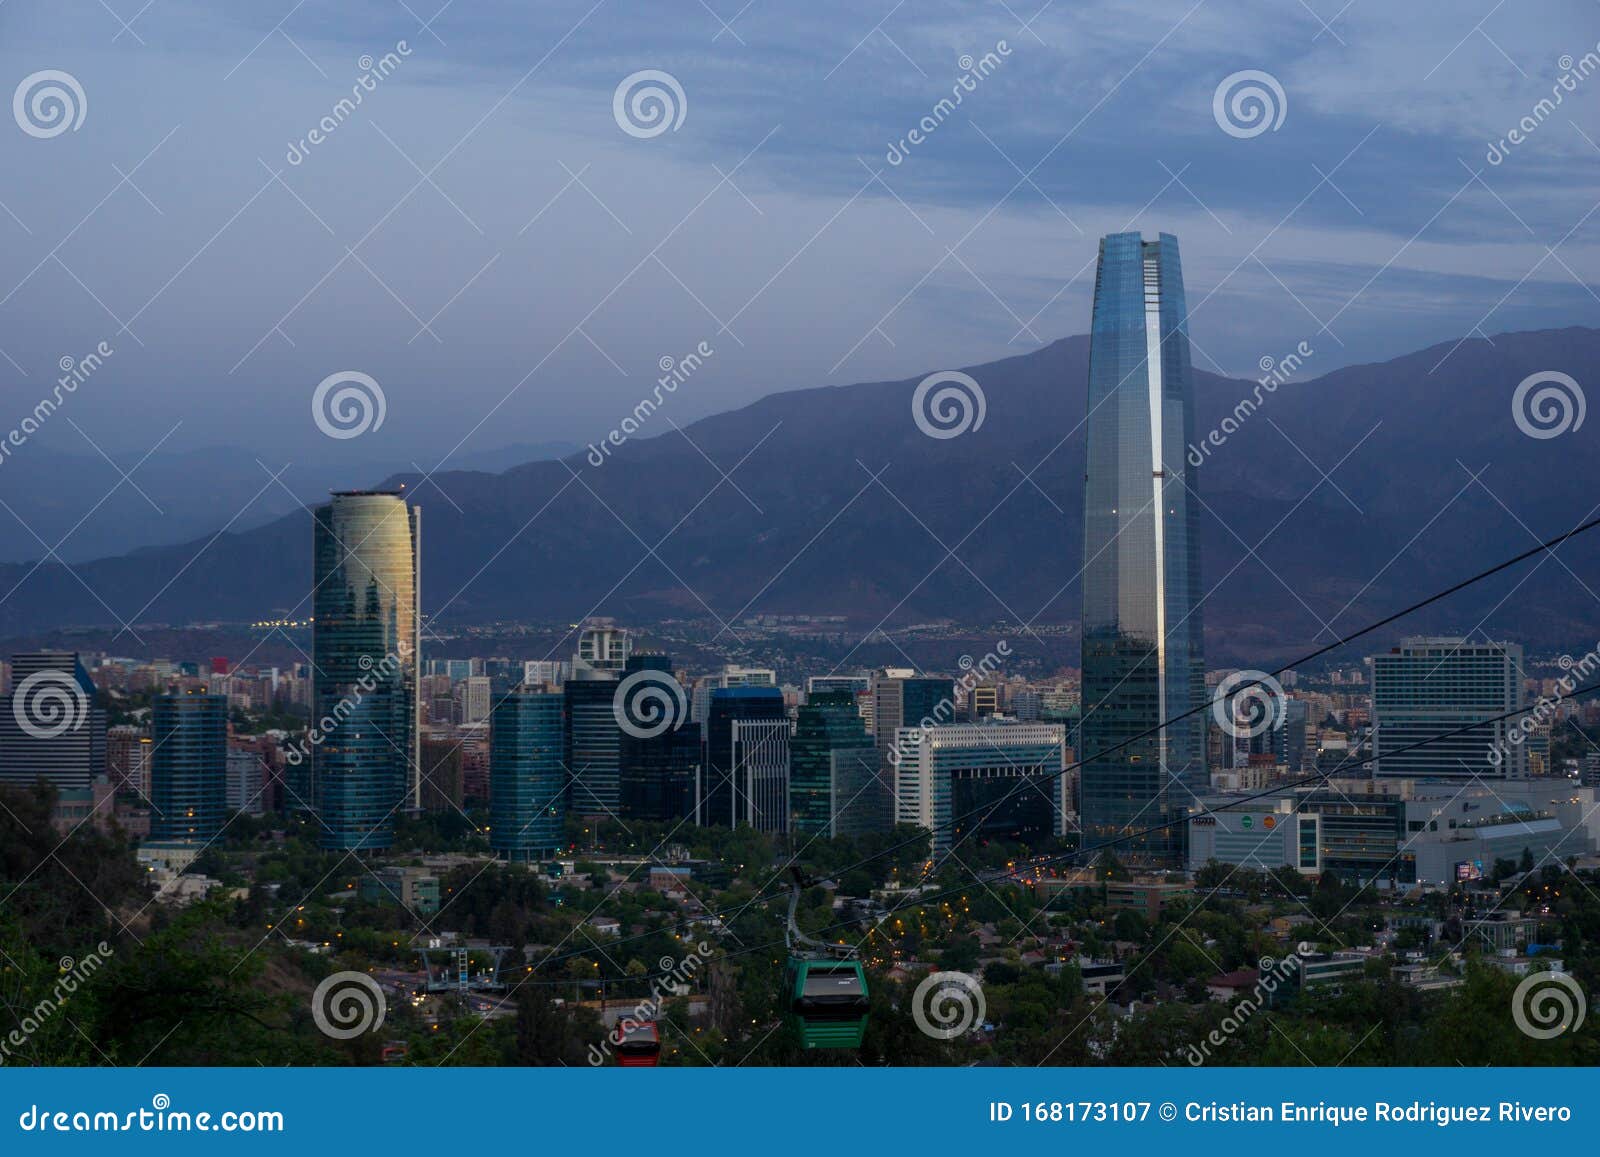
[420,736,465,813]
[621,725,702,823]
[875,674,956,739]
[618,655,700,823]
[490,689,566,860]
[0,651,107,793]
[565,670,621,817]
[949,763,1059,847]
[791,690,884,837]
[702,686,787,827]
[150,691,228,844]
[1301,789,1414,885]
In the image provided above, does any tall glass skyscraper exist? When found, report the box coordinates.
[1080,232,1206,865]
[618,654,700,823]
[564,671,621,817]
[311,491,421,852]
[702,686,787,827]
[490,689,566,860]
[791,689,882,837]
[150,690,227,844]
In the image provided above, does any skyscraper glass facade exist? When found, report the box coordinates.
[564,672,621,817]
[490,689,566,860]
[791,690,881,836]
[150,691,227,843]
[1080,232,1206,865]
[618,655,700,823]
[311,491,420,852]
[703,686,787,827]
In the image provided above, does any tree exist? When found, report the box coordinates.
[513,989,604,1065]
[1099,851,1131,881]
[1112,909,1149,943]
[939,934,980,973]
[839,869,875,897]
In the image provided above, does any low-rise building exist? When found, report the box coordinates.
[1392,963,1463,991]
[1189,780,1600,887]
[1462,910,1537,954]
[1076,960,1126,996]
[360,866,441,915]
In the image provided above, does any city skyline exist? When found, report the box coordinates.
[1,0,1598,1089]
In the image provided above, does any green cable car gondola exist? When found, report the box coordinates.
[783,870,869,1050]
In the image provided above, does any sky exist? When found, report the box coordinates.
[0,0,1596,469]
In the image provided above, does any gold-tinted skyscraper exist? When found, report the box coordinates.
[311,490,420,851]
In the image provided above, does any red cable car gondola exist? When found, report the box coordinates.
[615,1019,661,1066]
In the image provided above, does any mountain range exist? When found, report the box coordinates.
[0,441,578,564]
[2,326,1597,666]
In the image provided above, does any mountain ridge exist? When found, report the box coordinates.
[3,325,1597,665]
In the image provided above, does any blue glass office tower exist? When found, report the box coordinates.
[150,691,227,843]
[1080,233,1206,865]
[791,690,881,837]
[311,491,421,852]
[490,689,566,860]
[564,672,621,817]
[703,686,787,827]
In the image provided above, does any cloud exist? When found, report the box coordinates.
[0,0,1592,463]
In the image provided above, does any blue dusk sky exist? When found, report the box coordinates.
[0,0,1595,465]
